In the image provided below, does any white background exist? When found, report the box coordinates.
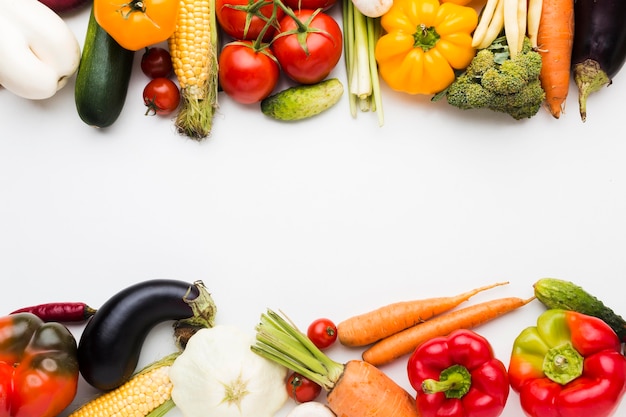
[2,2,626,416]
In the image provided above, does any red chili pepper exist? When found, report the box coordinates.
[407,329,509,417]
[10,302,96,322]
[0,312,79,417]
[508,309,626,417]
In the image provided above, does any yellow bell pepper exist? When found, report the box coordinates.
[375,0,478,95]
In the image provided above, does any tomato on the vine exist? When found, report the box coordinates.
[307,318,338,349]
[283,0,337,11]
[141,47,173,78]
[218,40,280,104]
[143,77,180,115]
[216,0,284,41]
[286,372,322,403]
[271,9,343,84]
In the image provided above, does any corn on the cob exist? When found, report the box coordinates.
[69,353,179,417]
[168,0,219,140]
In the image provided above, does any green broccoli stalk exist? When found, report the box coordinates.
[434,35,545,120]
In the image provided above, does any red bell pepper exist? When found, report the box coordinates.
[407,329,509,417]
[509,309,626,417]
[0,312,79,417]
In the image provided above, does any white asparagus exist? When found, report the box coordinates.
[477,0,505,49]
[527,0,543,48]
[472,0,501,47]
[504,0,521,57]
[517,0,527,52]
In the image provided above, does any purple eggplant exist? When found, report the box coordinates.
[39,0,92,14]
[571,0,626,121]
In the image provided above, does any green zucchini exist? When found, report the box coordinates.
[74,6,135,128]
[261,78,344,121]
[534,277,626,341]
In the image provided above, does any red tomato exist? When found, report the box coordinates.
[307,318,337,350]
[286,372,322,403]
[140,47,173,78]
[143,78,181,115]
[283,0,337,11]
[271,9,343,84]
[216,0,284,41]
[218,41,280,104]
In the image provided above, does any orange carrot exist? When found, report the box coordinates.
[253,310,419,417]
[362,296,536,366]
[536,0,575,118]
[327,360,418,417]
[337,281,508,347]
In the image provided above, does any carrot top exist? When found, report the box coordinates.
[252,309,344,391]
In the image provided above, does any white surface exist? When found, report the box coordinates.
[2,4,626,417]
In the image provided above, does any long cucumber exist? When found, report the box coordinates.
[74,6,135,128]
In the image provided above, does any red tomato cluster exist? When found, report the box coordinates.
[140,47,181,116]
[216,0,343,104]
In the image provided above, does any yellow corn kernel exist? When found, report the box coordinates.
[168,0,219,140]
[69,355,177,417]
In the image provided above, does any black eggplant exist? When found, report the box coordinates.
[78,279,216,391]
[571,0,626,121]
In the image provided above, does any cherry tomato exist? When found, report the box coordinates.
[140,47,173,78]
[143,77,180,115]
[307,318,337,349]
[271,9,343,84]
[283,0,337,11]
[218,41,280,104]
[216,0,284,41]
[286,372,322,403]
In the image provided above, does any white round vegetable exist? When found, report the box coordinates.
[287,402,337,417]
[169,325,289,417]
[351,0,393,18]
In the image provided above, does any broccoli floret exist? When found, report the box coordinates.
[488,80,546,120]
[464,49,496,78]
[511,50,543,81]
[481,61,528,95]
[446,77,495,110]
[441,35,545,120]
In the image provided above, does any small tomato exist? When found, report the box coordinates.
[307,318,337,350]
[141,47,173,79]
[143,77,181,115]
[286,372,322,403]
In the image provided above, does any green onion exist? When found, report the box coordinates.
[343,0,384,126]
[251,309,345,391]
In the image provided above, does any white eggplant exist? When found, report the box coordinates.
[0,0,81,100]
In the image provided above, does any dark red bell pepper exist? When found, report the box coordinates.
[407,329,509,417]
[0,312,79,417]
[509,309,626,417]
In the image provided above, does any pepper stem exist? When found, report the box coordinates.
[421,364,472,399]
[413,24,440,52]
[542,342,583,385]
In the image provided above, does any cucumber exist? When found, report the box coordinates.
[534,277,626,341]
[261,78,343,121]
[74,6,135,128]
